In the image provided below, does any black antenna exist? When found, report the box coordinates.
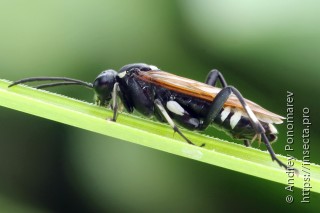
[8,77,93,89]
[36,82,93,89]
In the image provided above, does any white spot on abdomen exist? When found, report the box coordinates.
[268,123,278,134]
[220,106,231,122]
[167,101,185,116]
[230,110,242,129]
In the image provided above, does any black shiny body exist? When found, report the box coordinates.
[113,64,264,141]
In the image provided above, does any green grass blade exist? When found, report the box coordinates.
[0,79,319,193]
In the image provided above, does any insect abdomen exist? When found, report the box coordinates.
[212,107,278,142]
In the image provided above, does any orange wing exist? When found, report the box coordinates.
[137,70,285,124]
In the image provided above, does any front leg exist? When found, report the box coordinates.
[110,82,120,121]
[97,82,121,121]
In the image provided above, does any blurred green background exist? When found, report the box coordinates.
[0,0,319,212]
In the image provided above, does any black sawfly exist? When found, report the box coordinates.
[9,63,297,173]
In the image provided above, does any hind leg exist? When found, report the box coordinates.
[205,69,228,88]
[201,85,292,171]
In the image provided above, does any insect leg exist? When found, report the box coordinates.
[205,86,290,171]
[243,139,251,147]
[206,69,251,147]
[154,99,195,145]
[206,71,253,148]
[233,87,293,171]
[110,82,119,121]
[205,70,252,146]
[205,69,228,88]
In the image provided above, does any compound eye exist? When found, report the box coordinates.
[93,69,117,104]
[94,70,117,88]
